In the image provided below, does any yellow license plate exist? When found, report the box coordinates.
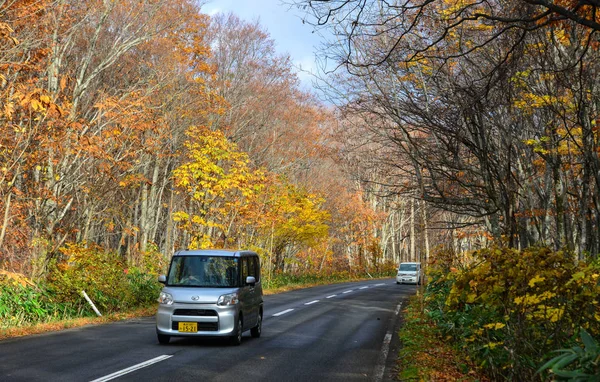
[178,322,197,332]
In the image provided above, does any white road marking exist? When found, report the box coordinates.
[326,295,336,299]
[374,301,403,382]
[374,283,386,286]
[304,300,319,305]
[342,290,353,294]
[272,308,294,317]
[90,355,173,382]
[359,286,369,290]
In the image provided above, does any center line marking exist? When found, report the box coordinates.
[326,295,336,299]
[374,283,385,286]
[305,300,319,305]
[90,355,173,382]
[359,286,369,290]
[273,308,294,317]
[342,290,353,294]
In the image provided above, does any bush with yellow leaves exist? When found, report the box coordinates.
[46,242,165,314]
[425,246,600,381]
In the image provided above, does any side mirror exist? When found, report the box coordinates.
[158,275,167,284]
[246,276,256,286]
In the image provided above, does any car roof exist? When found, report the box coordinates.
[173,249,257,258]
[400,262,420,265]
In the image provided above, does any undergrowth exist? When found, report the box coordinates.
[419,246,600,381]
[397,294,489,381]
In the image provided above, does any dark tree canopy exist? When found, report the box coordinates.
[294,0,600,70]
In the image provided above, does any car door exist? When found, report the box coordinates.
[238,257,257,329]
[247,256,260,323]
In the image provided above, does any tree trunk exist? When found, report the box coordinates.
[410,198,416,262]
[420,199,430,265]
[0,192,12,248]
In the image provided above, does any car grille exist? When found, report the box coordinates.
[173,309,218,316]
[172,321,218,331]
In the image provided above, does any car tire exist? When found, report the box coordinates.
[251,312,262,338]
[230,317,243,346]
[157,332,170,345]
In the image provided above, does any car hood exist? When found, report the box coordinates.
[162,286,238,304]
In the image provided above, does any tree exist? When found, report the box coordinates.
[172,126,264,249]
[293,0,600,71]
[295,0,600,253]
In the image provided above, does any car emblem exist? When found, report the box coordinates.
[191,296,199,301]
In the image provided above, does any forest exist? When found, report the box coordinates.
[0,0,411,283]
[1,0,600,379]
[292,0,600,379]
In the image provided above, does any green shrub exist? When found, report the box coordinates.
[0,282,80,328]
[46,242,130,313]
[538,328,600,380]
[1,242,165,328]
[424,246,600,380]
[123,267,162,307]
[137,243,169,276]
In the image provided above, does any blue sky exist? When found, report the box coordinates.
[203,0,323,91]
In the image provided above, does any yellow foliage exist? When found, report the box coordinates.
[528,275,545,287]
[533,306,564,323]
[429,246,600,379]
[484,322,506,330]
[0,270,34,287]
[550,29,570,46]
[484,341,504,350]
[514,93,558,110]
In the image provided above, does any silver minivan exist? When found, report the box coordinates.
[156,249,263,345]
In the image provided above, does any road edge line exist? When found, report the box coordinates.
[374,301,403,382]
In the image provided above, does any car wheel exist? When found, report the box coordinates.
[251,312,262,338]
[157,332,170,345]
[230,317,243,346]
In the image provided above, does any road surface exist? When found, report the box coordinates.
[0,279,415,381]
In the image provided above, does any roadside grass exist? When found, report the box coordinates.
[396,294,489,382]
[0,306,157,341]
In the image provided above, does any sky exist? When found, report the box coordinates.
[202,0,324,92]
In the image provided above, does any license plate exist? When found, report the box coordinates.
[178,322,197,332]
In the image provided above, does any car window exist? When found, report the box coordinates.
[241,257,250,281]
[167,256,239,287]
[247,256,260,282]
[252,256,260,282]
[399,263,417,271]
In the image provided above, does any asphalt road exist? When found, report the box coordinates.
[0,279,416,382]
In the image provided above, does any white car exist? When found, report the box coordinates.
[396,262,422,285]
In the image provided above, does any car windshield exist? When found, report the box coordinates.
[399,264,417,271]
[167,256,239,287]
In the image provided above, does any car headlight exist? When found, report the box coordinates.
[158,291,174,305]
[217,292,239,306]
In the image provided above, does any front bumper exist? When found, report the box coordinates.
[156,302,238,337]
[396,275,418,284]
